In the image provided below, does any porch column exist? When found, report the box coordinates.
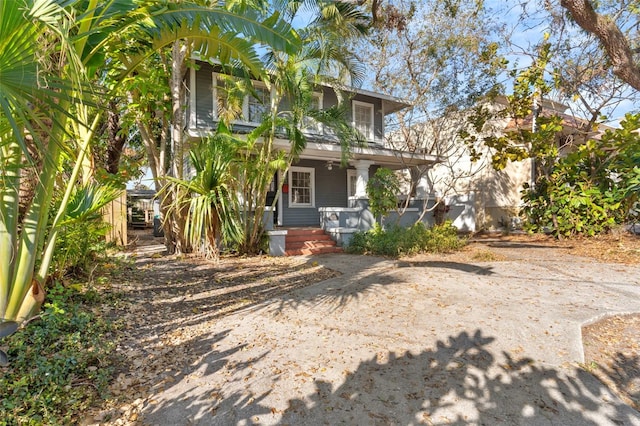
[353,160,374,197]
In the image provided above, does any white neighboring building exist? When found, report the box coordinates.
[390,96,610,232]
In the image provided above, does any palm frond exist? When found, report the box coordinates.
[164,133,243,258]
[62,183,123,224]
[84,2,300,78]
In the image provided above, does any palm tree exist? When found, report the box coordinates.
[0,0,299,331]
[233,0,370,253]
[165,125,242,259]
[118,1,303,255]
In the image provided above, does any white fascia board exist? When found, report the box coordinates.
[273,138,440,167]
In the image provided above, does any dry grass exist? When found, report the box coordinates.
[471,231,640,264]
[582,314,640,411]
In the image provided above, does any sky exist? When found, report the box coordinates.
[286,0,638,125]
[350,1,638,125]
[488,1,638,124]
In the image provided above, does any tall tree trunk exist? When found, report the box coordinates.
[167,40,192,254]
[106,100,126,175]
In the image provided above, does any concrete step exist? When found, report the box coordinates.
[285,228,327,236]
[285,246,343,256]
[282,227,342,256]
[286,240,337,250]
[285,233,333,243]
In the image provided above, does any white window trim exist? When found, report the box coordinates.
[347,169,357,198]
[212,72,220,121]
[352,100,375,141]
[243,81,272,125]
[277,169,283,226]
[303,92,324,134]
[288,166,315,208]
[189,67,197,128]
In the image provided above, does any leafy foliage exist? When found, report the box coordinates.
[461,40,635,237]
[50,219,111,280]
[346,221,466,257]
[0,283,118,425]
[0,0,299,326]
[521,114,640,236]
[45,183,121,279]
[462,40,562,172]
[522,179,620,236]
[166,127,242,259]
[366,168,401,222]
[355,0,506,204]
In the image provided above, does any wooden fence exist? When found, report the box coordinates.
[103,190,128,247]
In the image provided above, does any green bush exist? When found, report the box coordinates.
[366,168,401,223]
[47,183,122,279]
[346,221,466,257]
[521,114,640,237]
[521,178,622,237]
[0,283,118,425]
[51,219,112,279]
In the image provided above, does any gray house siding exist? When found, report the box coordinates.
[281,159,378,227]
[282,159,348,226]
[190,65,385,142]
[321,86,338,109]
[193,62,216,129]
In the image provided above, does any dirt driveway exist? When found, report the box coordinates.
[100,237,640,425]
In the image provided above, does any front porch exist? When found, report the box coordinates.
[265,142,447,256]
[319,196,441,248]
[267,196,444,256]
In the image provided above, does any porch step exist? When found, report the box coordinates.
[284,228,342,256]
[285,228,328,236]
[286,233,333,243]
[286,240,337,250]
[285,246,343,256]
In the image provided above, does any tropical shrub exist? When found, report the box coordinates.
[0,0,299,333]
[0,283,118,425]
[521,178,622,236]
[366,168,401,224]
[48,184,121,279]
[521,114,640,237]
[166,129,242,259]
[347,221,466,257]
[50,219,111,280]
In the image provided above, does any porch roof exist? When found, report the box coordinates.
[274,138,440,169]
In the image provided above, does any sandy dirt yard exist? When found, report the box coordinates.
[86,231,640,425]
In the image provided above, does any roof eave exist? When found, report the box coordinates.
[273,138,439,168]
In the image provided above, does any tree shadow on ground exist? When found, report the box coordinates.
[112,254,342,346]
[271,263,398,313]
[486,242,575,250]
[599,352,640,410]
[120,252,498,342]
[107,251,640,425]
[396,260,495,275]
[141,329,640,425]
[269,255,500,315]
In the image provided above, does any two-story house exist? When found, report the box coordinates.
[186,61,439,253]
